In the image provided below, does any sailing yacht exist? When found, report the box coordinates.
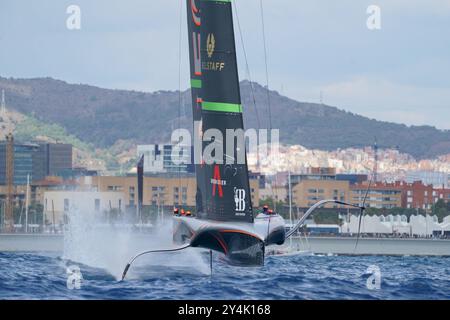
[121,1,366,279]
[172,0,285,266]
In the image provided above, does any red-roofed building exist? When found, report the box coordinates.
[393,181,450,210]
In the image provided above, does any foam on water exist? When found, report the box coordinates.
[1,251,449,299]
[63,208,209,280]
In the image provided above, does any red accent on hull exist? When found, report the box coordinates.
[212,165,224,198]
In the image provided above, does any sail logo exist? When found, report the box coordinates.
[234,188,246,212]
[207,33,215,58]
[211,165,225,197]
[203,61,225,72]
[204,33,225,71]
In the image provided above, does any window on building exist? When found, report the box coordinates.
[64,199,69,212]
[108,186,123,191]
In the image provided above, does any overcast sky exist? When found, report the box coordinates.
[1,0,449,129]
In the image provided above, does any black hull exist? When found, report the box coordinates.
[173,217,265,266]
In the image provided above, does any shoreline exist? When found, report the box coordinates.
[1,234,449,256]
[291,236,450,256]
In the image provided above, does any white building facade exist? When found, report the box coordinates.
[43,191,125,227]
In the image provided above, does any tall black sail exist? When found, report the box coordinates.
[186,0,253,223]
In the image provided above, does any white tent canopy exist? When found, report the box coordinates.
[341,214,448,236]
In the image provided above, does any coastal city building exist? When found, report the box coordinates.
[137,144,194,174]
[397,181,438,210]
[0,142,38,185]
[292,179,350,208]
[405,170,449,188]
[259,183,287,202]
[77,175,260,209]
[0,141,72,185]
[43,191,125,226]
[436,187,450,203]
[248,144,450,184]
[350,182,402,209]
[32,143,73,181]
[0,137,448,235]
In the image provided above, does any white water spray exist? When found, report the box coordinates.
[63,207,209,280]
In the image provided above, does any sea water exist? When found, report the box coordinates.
[1,209,448,300]
[0,251,449,299]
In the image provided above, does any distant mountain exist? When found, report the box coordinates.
[1,76,449,159]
